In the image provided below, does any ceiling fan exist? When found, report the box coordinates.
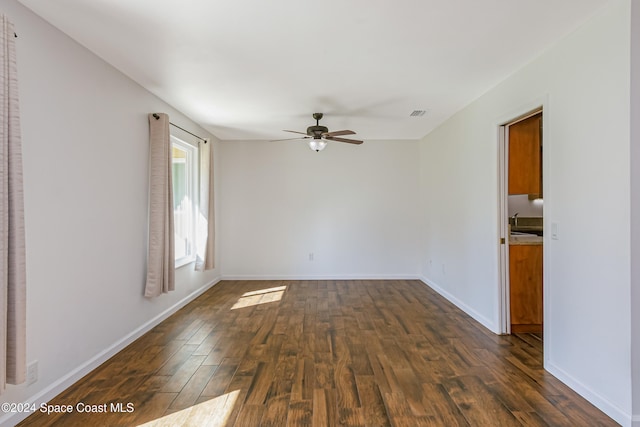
[273,113,363,152]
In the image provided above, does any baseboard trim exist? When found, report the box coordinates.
[220,274,422,281]
[418,276,498,333]
[545,361,632,427]
[0,277,221,427]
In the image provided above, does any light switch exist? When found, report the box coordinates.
[551,222,559,240]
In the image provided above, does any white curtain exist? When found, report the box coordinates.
[195,138,215,271]
[0,14,27,393]
[144,113,175,297]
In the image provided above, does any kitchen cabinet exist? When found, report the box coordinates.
[508,112,542,197]
[509,244,542,333]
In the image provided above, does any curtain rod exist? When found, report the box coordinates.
[152,113,207,143]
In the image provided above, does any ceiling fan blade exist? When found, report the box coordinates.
[323,130,355,137]
[270,136,310,142]
[325,136,363,145]
[283,130,309,136]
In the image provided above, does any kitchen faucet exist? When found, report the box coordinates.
[511,212,519,227]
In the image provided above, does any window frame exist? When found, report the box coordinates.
[171,135,199,268]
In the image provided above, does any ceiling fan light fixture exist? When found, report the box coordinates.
[308,138,327,152]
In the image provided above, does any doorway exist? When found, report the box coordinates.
[498,108,544,338]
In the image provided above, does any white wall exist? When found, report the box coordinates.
[219,139,420,279]
[630,0,640,424]
[0,2,220,425]
[419,0,633,424]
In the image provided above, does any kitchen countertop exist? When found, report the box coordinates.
[509,223,543,245]
[509,237,543,245]
[509,234,543,245]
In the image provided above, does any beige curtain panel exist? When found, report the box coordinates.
[0,14,27,393]
[144,113,175,297]
[195,139,215,271]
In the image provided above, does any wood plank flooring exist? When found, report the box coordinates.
[17,280,617,426]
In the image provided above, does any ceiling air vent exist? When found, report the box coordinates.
[409,110,427,117]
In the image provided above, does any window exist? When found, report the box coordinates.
[171,136,198,267]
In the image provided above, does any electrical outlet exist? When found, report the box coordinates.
[308,253,314,261]
[27,360,38,385]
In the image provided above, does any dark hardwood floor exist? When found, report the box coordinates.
[18,280,617,426]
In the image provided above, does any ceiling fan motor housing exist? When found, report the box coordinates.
[307,112,328,137]
[307,125,329,137]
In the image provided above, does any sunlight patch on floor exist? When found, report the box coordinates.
[136,390,239,427]
[231,285,287,310]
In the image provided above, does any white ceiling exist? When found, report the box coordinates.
[18,0,610,141]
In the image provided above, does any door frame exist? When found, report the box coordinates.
[497,101,545,336]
